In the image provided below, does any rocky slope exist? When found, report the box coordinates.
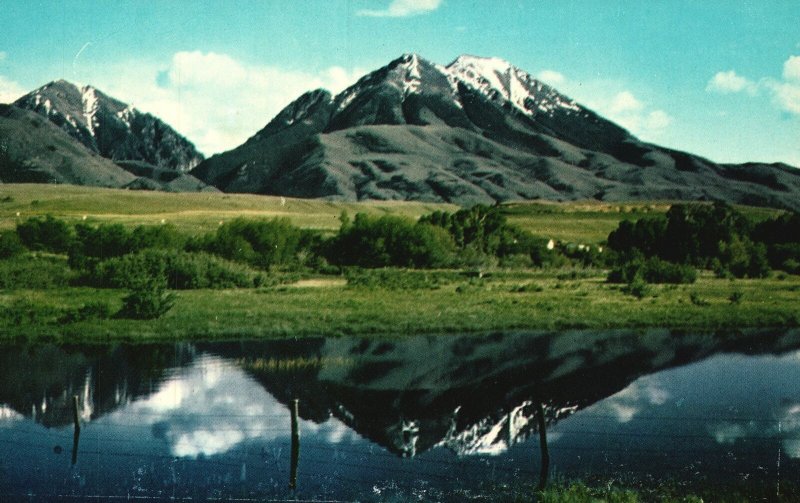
[192,54,800,210]
[0,104,214,191]
[14,80,204,172]
[0,104,136,187]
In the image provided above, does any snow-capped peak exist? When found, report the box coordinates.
[446,54,581,117]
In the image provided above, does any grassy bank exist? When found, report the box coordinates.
[2,269,797,343]
[0,184,456,236]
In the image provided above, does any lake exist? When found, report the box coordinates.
[1,329,799,501]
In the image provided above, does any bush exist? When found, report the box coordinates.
[69,222,188,272]
[326,213,456,268]
[607,202,770,276]
[93,250,260,289]
[623,277,650,299]
[16,215,73,253]
[1,298,60,326]
[420,205,555,262]
[69,222,131,270]
[129,224,185,251]
[0,256,73,289]
[119,276,175,320]
[0,231,26,259]
[608,257,696,284]
[197,217,318,270]
[717,235,770,278]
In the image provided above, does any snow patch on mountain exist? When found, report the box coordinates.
[81,86,99,135]
[446,54,582,118]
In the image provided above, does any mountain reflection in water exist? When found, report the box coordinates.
[0,329,799,500]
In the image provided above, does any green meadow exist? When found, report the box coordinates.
[0,184,796,343]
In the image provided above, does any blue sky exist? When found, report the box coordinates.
[1,0,798,166]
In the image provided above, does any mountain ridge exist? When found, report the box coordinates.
[14,80,204,172]
[191,53,800,211]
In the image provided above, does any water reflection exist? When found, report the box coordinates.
[0,328,798,500]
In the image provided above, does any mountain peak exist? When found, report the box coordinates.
[448,54,514,71]
[447,53,581,118]
[15,80,204,171]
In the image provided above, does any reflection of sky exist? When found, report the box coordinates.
[589,380,671,423]
[2,343,800,498]
[0,404,23,423]
[101,354,359,458]
[556,348,800,473]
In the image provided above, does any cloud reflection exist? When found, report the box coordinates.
[103,355,358,458]
[0,404,23,423]
[591,379,671,423]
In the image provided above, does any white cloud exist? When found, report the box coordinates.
[599,91,672,137]
[766,80,800,115]
[0,75,26,104]
[706,70,758,95]
[358,0,442,18]
[537,69,565,86]
[534,71,674,139]
[90,51,366,155]
[783,55,800,81]
[609,90,644,115]
[644,109,673,130]
[706,57,800,117]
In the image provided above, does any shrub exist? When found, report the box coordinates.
[119,276,175,320]
[0,256,73,289]
[717,235,770,278]
[782,259,800,275]
[326,214,456,268]
[623,277,650,299]
[420,205,554,262]
[129,224,185,251]
[197,217,320,270]
[93,250,260,289]
[1,298,60,326]
[608,257,696,284]
[729,291,744,304]
[16,215,73,253]
[0,231,26,259]
[69,222,131,270]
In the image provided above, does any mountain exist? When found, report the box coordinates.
[0,104,137,187]
[0,103,215,191]
[192,54,800,210]
[14,80,204,172]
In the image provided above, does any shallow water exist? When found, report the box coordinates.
[1,329,799,500]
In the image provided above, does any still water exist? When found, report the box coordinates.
[1,329,799,501]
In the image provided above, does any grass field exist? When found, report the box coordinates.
[2,269,797,343]
[1,184,783,244]
[0,184,458,236]
[499,200,783,244]
[0,184,796,343]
